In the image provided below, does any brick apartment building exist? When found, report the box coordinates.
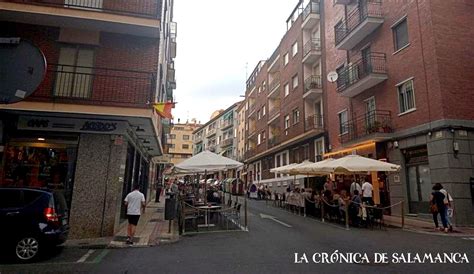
[168,122,201,166]
[243,0,474,225]
[324,0,474,225]
[0,0,177,237]
[244,0,326,192]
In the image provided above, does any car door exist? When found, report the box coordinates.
[0,189,24,239]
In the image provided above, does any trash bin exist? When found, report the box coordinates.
[165,198,176,220]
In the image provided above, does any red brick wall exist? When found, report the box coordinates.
[1,23,159,108]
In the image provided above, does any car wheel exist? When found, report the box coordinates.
[15,236,40,261]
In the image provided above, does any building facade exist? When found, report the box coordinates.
[0,0,177,238]
[244,0,326,192]
[168,122,200,165]
[193,102,241,160]
[324,0,474,225]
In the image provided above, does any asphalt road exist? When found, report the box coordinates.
[1,198,473,274]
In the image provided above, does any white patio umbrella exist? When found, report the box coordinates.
[293,158,334,175]
[270,163,299,175]
[320,155,400,173]
[174,150,243,173]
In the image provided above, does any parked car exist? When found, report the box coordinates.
[0,188,69,262]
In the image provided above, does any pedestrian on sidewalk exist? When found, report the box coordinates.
[124,184,146,245]
[361,177,374,205]
[437,183,454,232]
[350,180,362,196]
[430,184,448,233]
[155,180,163,203]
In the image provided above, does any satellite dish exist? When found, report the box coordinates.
[0,38,47,104]
[327,71,338,83]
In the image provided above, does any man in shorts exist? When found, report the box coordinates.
[124,184,146,245]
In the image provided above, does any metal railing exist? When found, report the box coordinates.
[220,138,233,148]
[334,0,383,45]
[269,75,281,93]
[339,110,392,144]
[303,38,321,58]
[336,52,387,93]
[304,75,322,92]
[31,64,155,107]
[221,119,233,129]
[245,148,256,159]
[267,47,280,69]
[206,128,217,137]
[304,115,324,131]
[12,0,162,19]
[268,135,281,148]
[268,106,280,119]
[303,0,320,20]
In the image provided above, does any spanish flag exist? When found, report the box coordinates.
[154,102,174,119]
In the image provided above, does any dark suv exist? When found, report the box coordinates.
[0,188,69,262]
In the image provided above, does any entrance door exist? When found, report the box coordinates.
[407,164,432,214]
[365,97,376,131]
[314,101,322,128]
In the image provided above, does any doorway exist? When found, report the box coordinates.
[405,146,431,214]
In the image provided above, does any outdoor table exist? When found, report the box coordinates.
[197,205,222,227]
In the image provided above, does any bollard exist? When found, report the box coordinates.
[401,200,405,229]
[345,201,350,230]
[304,206,306,217]
[321,202,325,223]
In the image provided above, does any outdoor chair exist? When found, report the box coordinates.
[183,207,199,232]
[225,203,242,230]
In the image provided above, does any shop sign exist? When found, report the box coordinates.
[18,116,127,135]
[154,154,172,164]
[404,146,428,165]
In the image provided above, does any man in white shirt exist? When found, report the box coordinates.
[361,178,374,205]
[124,184,146,245]
[350,180,362,196]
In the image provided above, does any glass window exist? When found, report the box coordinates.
[257,110,261,120]
[292,41,298,57]
[183,135,190,140]
[292,75,298,89]
[182,144,189,149]
[393,18,409,51]
[338,110,348,134]
[169,134,176,139]
[285,115,290,129]
[257,134,261,145]
[398,79,416,113]
[262,106,266,116]
[293,109,300,124]
[284,53,289,65]
[0,189,23,208]
[284,83,290,97]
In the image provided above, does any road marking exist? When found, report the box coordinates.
[76,249,95,263]
[260,213,292,228]
[462,237,474,240]
[91,249,110,264]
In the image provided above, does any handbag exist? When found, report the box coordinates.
[429,203,438,214]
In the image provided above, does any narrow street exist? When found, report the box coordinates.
[2,199,473,274]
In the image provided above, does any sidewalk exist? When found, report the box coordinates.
[384,214,474,237]
[64,194,180,249]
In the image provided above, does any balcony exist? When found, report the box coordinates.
[29,63,155,108]
[302,0,320,30]
[303,75,322,99]
[267,135,281,148]
[194,135,203,143]
[0,0,161,37]
[267,47,280,73]
[247,103,257,117]
[221,119,233,130]
[336,52,387,97]
[334,0,353,5]
[206,128,216,137]
[334,0,383,50]
[267,76,281,99]
[244,148,256,160]
[305,115,324,132]
[340,110,393,144]
[302,38,321,64]
[220,138,233,148]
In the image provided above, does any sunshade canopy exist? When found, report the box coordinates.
[174,150,243,173]
[319,155,400,173]
[292,158,334,175]
[270,163,299,175]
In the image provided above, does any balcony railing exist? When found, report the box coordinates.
[9,0,162,19]
[268,106,280,119]
[336,52,387,94]
[303,38,321,59]
[269,75,281,92]
[268,135,281,148]
[334,0,383,46]
[220,138,233,148]
[206,128,217,137]
[303,0,320,20]
[221,119,233,129]
[245,148,256,159]
[340,110,393,144]
[267,47,280,72]
[30,64,155,108]
[305,115,324,131]
[304,75,322,92]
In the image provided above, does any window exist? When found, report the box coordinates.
[293,109,300,124]
[257,110,261,120]
[169,134,176,139]
[262,81,266,91]
[182,144,189,149]
[292,75,298,89]
[258,133,261,145]
[169,144,175,149]
[262,106,266,116]
[338,110,348,135]
[285,115,290,129]
[258,86,262,94]
[183,135,190,140]
[315,138,325,162]
[55,45,95,98]
[398,79,416,113]
[262,130,266,140]
[284,83,290,97]
[292,41,298,57]
[284,53,289,65]
[393,18,409,51]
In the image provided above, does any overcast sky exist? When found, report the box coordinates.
[173,0,299,124]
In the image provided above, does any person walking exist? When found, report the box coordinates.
[430,184,448,233]
[437,183,454,232]
[361,177,374,205]
[124,184,146,245]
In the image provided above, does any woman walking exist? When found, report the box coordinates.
[430,184,448,233]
